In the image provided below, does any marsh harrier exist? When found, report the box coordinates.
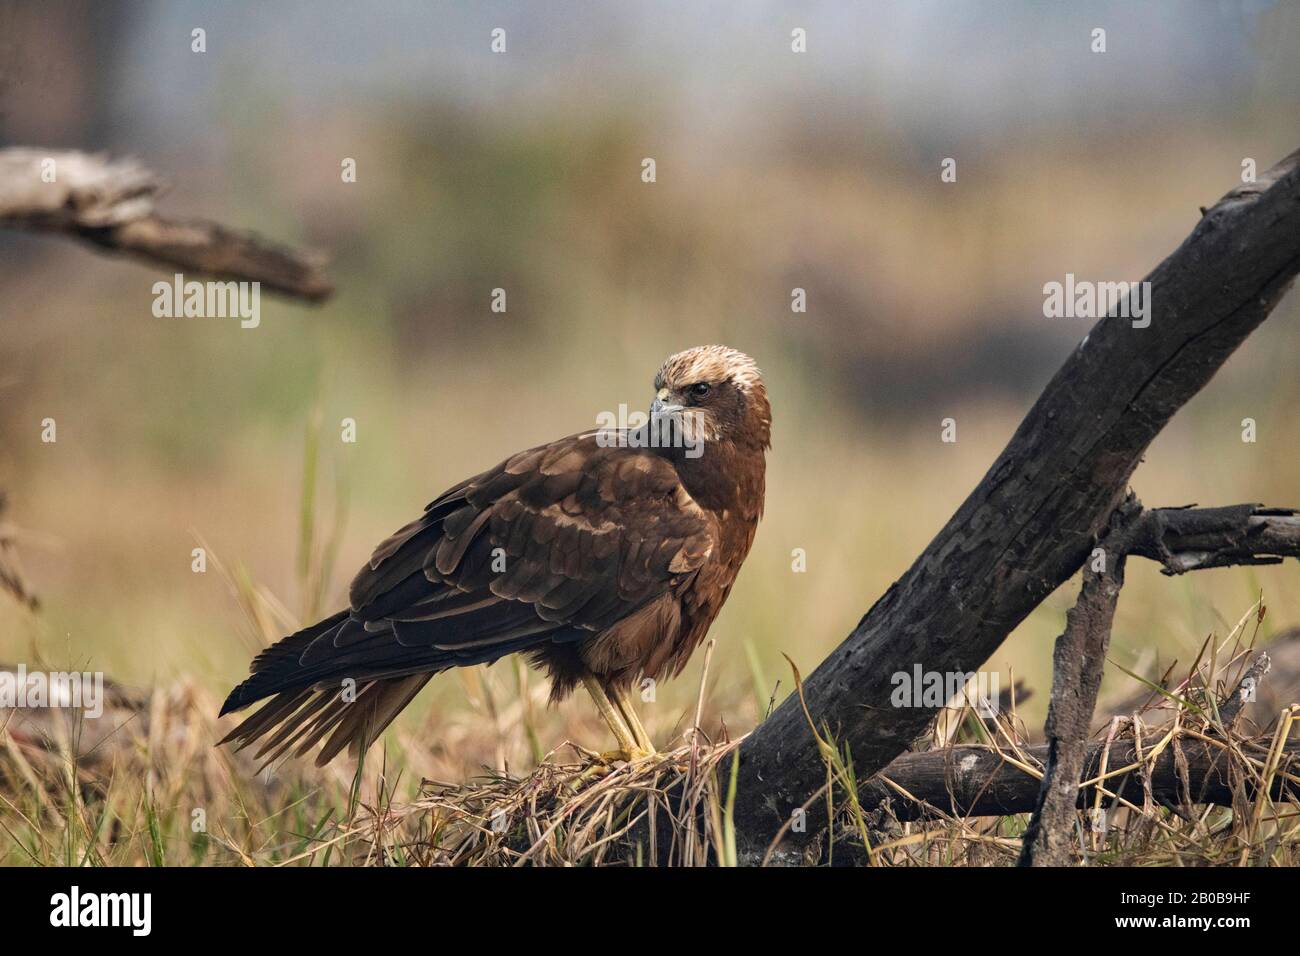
[220,345,770,765]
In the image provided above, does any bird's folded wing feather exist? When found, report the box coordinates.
[221,431,716,716]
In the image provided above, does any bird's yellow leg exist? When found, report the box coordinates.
[580,674,649,761]
[611,684,656,755]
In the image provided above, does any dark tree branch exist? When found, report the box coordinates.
[732,147,1300,862]
[1018,497,1140,866]
[1219,653,1272,725]
[1017,498,1297,864]
[1129,505,1300,573]
[1014,497,1298,865]
[0,148,333,301]
[1012,500,1285,866]
[862,737,1299,822]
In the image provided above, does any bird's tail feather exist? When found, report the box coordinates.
[218,673,434,770]
[218,605,567,767]
[216,610,432,768]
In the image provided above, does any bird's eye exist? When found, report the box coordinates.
[688,382,711,399]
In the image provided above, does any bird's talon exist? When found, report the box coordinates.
[598,747,655,764]
[571,762,613,788]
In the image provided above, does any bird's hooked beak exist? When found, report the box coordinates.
[650,387,683,421]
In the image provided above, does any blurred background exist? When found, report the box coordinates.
[2,1,1299,782]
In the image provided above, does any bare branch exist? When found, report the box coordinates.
[1220,653,1272,725]
[862,737,1299,822]
[0,148,333,302]
[1129,505,1300,573]
[1018,497,1140,865]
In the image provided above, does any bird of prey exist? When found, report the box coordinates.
[219,345,771,766]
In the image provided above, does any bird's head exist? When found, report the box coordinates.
[651,345,772,454]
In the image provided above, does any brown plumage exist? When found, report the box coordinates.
[219,345,771,765]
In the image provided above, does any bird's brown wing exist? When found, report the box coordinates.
[219,430,715,765]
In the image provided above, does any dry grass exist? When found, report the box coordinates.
[1,595,1297,866]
